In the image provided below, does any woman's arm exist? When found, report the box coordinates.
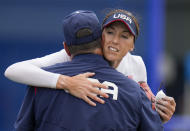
[133,55,176,123]
[4,49,108,106]
[120,53,176,123]
[4,49,70,88]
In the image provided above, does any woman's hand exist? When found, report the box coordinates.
[156,96,176,123]
[137,80,176,123]
[56,72,109,106]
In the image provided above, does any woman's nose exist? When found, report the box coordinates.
[112,35,119,44]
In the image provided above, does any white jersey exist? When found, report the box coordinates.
[116,53,147,83]
[4,49,147,88]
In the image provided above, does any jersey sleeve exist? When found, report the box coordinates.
[135,56,147,82]
[117,53,148,83]
[4,49,71,88]
[138,88,163,130]
[129,54,147,83]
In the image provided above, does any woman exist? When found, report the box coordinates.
[4,9,175,123]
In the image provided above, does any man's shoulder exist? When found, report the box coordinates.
[105,68,141,91]
[41,60,76,74]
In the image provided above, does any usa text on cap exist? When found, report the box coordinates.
[103,12,137,38]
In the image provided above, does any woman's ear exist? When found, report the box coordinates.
[130,47,134,52]
[63,42,71,56]
[130,43,134,52]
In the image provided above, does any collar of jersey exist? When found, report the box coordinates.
[72,54,109,66]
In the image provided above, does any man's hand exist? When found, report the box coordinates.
[156,96,176,123]
[56,72,109,106]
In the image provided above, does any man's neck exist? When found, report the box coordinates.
[71,48,103,59]
[93,48,103,56]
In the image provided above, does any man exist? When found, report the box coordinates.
[14,10,163,130]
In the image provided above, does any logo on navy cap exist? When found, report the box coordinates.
[103,12,138,38]
[113,13,132,24]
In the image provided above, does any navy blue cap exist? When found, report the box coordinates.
[103,12,137,38]
[63,10,101,45]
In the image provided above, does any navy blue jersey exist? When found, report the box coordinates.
[15,54,163,131]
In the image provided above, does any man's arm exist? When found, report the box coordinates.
[138,88,163,131]
[14,87,36,131]
[120,53,176,123]
[139,82,176,123]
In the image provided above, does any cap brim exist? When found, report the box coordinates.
[103,19,136,36]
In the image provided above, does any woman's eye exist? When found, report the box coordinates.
[107,31,113,34]
[122,35,128,39]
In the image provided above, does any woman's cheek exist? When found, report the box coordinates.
[101,33,106,45]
